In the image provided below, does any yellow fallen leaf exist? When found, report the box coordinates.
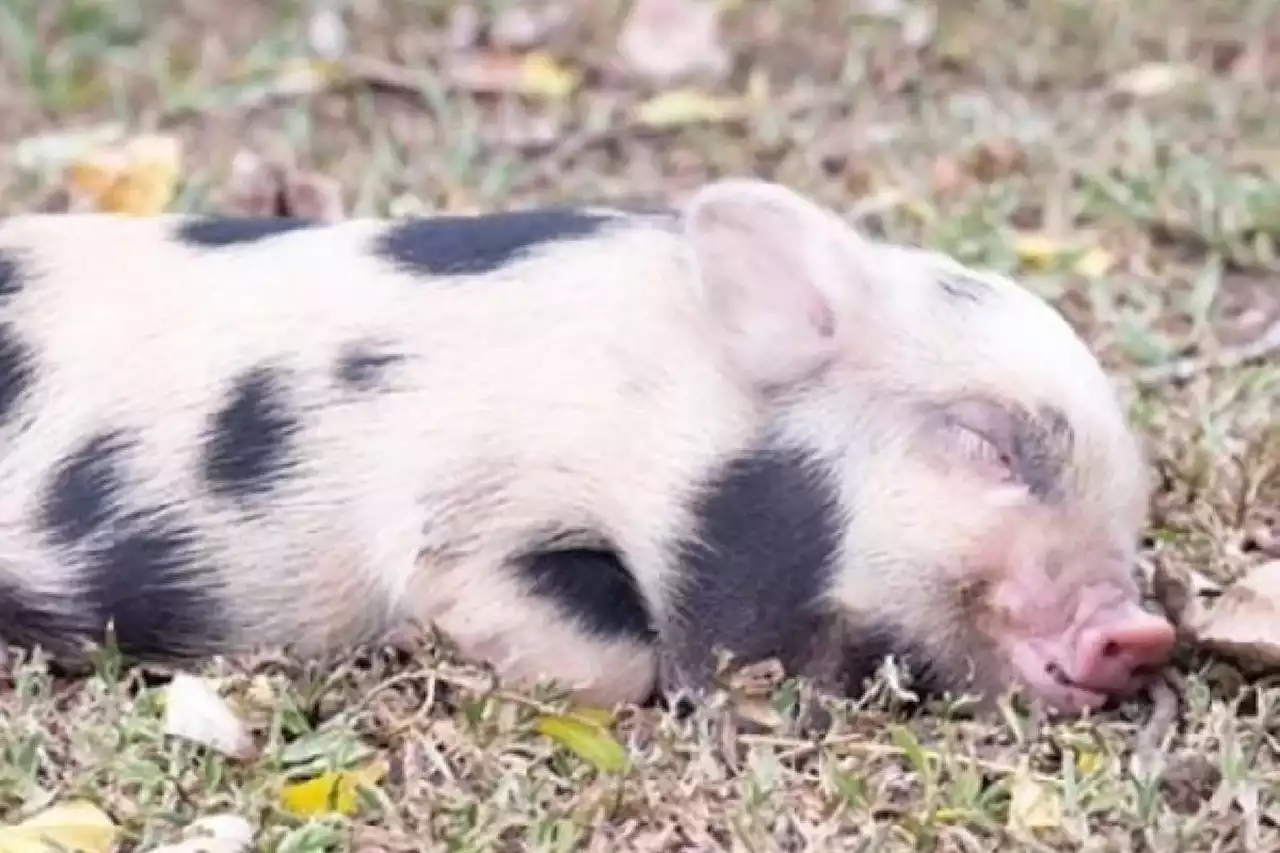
[566,706,618,728]
[279,762,386,818]
[268,57,344,95]
[1006,760,1063,834]
[518,52,580,99]
[65,133,182,217]
[1073,246,1115,279]
[0,800,117,853]
[634,88,743,128]
[1075,747,1104,776]
[534,712,630,774]
[444,51,579,99]
[901,199,936,224]
[1013,233,1065,271]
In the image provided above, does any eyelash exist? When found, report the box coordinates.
[953,426,1014,475]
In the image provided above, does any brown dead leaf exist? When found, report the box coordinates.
[617,0,730,85]
[967,138,1027,183]
[220,151,345,221]
[1149,559,1222,632]
[1185,560,1280,670]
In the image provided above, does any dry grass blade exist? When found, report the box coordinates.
[1130,317,1280,388]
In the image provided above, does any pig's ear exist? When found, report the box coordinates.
[682,179,871,388]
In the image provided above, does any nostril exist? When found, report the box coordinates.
[1074,611,1176,690]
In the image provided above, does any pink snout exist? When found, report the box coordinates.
[1069,605,1176,694]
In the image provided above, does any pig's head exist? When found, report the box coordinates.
[680,178,1175,714]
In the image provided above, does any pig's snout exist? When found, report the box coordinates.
[1062,604,1176,694]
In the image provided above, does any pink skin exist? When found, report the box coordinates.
[995,577,1176,713]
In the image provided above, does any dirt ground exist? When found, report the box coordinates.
[1,0,1279,850]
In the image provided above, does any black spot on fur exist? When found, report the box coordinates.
[203,365,300,500]
[375,207,613,277]
[14,429,227,660]
[662,444,845,691]
[41,430,132,546]
[0,248,23,302]
[0,575,79,654]
[176,217,319,248]
[935,270,992,303]
[80,508,218,656]
[0,324,36,428]
[515,544,657,643]
[831,619,951,702]
[1015,404,1074,500]
[333,340,406,392]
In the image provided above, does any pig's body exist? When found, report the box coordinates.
[0,180,1177,713]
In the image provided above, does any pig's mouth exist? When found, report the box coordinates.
[1016,654,1109,713]
[1012,644,1169,714]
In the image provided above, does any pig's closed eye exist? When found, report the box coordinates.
[947,424,1015,481]
[925,396,1024,484]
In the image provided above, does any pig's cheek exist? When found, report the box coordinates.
[988,579,1038,635]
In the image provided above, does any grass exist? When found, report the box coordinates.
[2,0,1280,850]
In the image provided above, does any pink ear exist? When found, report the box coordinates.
[683,180,868,389]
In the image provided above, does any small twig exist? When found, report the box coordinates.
[1133,673,1183,778]
[1128,317,1280,389]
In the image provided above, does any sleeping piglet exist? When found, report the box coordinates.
[0,178,1175,714]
